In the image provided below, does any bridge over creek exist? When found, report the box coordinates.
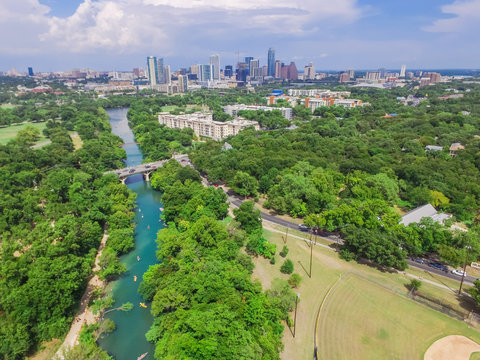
[104,155,190,183]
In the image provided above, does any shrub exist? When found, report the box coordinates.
[279,245,289,258]
[288,273,302,288]
[270,256,276,265]
[280,259,294,274]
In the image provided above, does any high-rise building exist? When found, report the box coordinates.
[379,68,387,79]
[274,60,282,78]
[28,67,34,77]
[209,54,220,80]
[178,74,188,92]
[267,47,275,77]
[224,65,233,78]
[347,69,355,78]
[157,58,165,84]
[199,64,213,82]
[400,64,406,78]
[164,65,171,85]
[147,56,158,86]
[339,73,351,83]
[236,62,248,82]
[244,57,254,74]
[249,59,260,78]
[262,65,268,76]
[133,68,140,78]
[287,62,298,81]
[304,62,315,80]
[190,64,200,78]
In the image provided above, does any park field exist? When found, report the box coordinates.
[0,122,47,145]
[316,274,480,360]
[255,225,480,360]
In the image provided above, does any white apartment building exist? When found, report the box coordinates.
[223,104,292,120]
[287,89,351,98]
[158,112,260,140]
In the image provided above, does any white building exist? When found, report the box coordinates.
[158,112,260,140]
[223,104,292,120]
[287,89,351,98]
[209,54,220,81]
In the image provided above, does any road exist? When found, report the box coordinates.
[226,190,475,287]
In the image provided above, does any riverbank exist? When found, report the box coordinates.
[53,232,109,359]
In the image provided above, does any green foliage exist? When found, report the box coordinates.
[233,201,262,234]
[279,245,289,258]
[407,279,422,292]
[237,109,290,129]
[288,273,302,288]
[468,280,480,306]
[280,259,294,274]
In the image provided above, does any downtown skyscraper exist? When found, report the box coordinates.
[209,54,220,80]
[267,47,275,77]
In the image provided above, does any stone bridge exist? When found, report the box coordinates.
[104,154,190,184]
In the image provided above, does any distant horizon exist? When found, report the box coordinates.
[2,0,480,71]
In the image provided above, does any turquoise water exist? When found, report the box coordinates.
[98,108,162,360]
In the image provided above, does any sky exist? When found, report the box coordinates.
[1,0,480,72]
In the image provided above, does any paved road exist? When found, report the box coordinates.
[226,191,475,287]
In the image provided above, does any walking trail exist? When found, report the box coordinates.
[54,232,109,359]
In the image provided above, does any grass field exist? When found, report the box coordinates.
[255,226,480,360]
[316,274,480,360]
[0,122,47,145]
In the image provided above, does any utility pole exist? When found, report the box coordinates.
[459,245,472,294]
[282,227,289,244]
[309,232,313,278]
[293,293,300,337]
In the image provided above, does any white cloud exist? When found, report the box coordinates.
[0,0,364,55]
[424,0,480,32]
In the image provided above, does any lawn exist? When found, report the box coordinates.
[0,122,47,145]
[256,226,480,360]
[316,274,480,360]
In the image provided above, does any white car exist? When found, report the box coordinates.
[452,269,467,276]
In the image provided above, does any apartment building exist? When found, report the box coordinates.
[158,112,260,140]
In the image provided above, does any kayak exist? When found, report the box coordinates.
[137,256,140,261]
[137,352,148,360]
[134,276,137,282]
[140,302,147,308]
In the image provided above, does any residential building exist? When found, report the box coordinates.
[209,54,220,80]
[366,71,381,81]
[400,204,451,226]
[223,104,292,120]
[425,145,443,152]
[158,112,260,140]
[178,74,188,92]
[449,142,465,157]
[164,65,171,85]
[347,69,355,78]
[190,64,200,78]
[267,47,276,77]
[400,64,406,78]
[249,59,261,78]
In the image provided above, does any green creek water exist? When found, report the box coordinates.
[98,108,162,360]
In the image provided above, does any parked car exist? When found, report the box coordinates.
[452,269,467,276]
[129,169,135,173]
[298,224,310,232]
[412,258,425,264]
[428,262,448,272]
[145,165,151,168]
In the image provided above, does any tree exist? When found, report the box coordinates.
[233,201,262,234]
[230,171,258,198]
[279,245,289,258]
[407,279,422,295]
[280,259,294,274]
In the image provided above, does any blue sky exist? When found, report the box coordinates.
[1,0,479,72]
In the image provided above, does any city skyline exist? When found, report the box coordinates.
[1,0,480,71]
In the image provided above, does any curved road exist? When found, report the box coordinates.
[227,192,475,287]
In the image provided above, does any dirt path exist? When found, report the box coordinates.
[54,232,109,359]
[424,335,480,360]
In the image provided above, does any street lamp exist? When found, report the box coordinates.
[459,245,472,295]
[293,293,300,337]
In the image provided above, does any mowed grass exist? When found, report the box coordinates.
[0,122,47,145]
[316,274,480,360]
[257,225,480,360]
